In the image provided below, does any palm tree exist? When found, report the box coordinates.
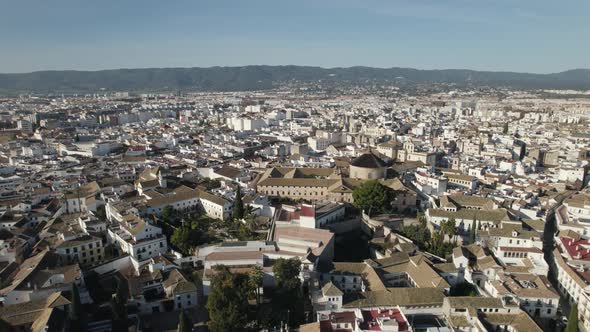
[441,219,457,242]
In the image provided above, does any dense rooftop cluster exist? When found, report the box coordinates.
[0,85,589,331]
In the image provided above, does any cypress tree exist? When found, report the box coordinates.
[503,122,509,134]
[233,185,244,220]
[111,278,129,332]
[69,283,83,331]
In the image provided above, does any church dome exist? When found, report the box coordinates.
[350,152,386,168]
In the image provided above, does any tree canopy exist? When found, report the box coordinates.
[249,266,264,308]
[441,218,457,239]
[111,277,129,332]
[206,266,250,332]
[271,258,304,327]
[273,258,301,288]
[171,224,200,255]
[68,283,84,332]
[170,215,216,255]
[352,180,395,216]
[233,185,245,220]
[161,205,175,222]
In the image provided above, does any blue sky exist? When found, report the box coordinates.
[1,0,588,73]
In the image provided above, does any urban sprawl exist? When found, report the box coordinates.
[1,84,590,332]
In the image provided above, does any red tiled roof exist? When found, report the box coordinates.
[561,237,590,261]
[360,308,409,331]
[278,209,300,221]
[301,205,315,218]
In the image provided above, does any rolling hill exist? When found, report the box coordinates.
[0,66,589,94]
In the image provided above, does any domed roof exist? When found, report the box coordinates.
[350,152,386,168]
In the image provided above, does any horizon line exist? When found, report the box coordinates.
[1,64,588,76]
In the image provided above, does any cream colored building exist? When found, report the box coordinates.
[256,166,417,212]
[376,141,398,159]
[349,152,387,180]
[56,235,104,266]
[257,167,361,202]
[554,247,590,332]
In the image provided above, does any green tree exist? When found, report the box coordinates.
[111,277,128,332]
[177,310,192,332]
[416,225,431,246]
[171,225,192,254]
[441,218,457,240]
[418,213,427,227]
[162,205,175,222]
[68,284,84,332]
[189,214,213,232]
[233,185,245,220]
[249,265,264,308]
[352,180,395,216]
[427,225,456,258]
[95,205,107,221]
[204,178,221,190]
[399,225,431,250]
[431,230,444,250]
[115,276,128,304]
[566,303,579,332]
[273,258,301,287]
[207,266,250,332]
[449,282,479,297]
[272,258,304,327]
[244,212,257,232]
[502,122,509,134]
[171,224,205,255]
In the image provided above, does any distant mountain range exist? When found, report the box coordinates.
[0,66,589,94]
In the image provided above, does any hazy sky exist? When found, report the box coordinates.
[1,0,588,73]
